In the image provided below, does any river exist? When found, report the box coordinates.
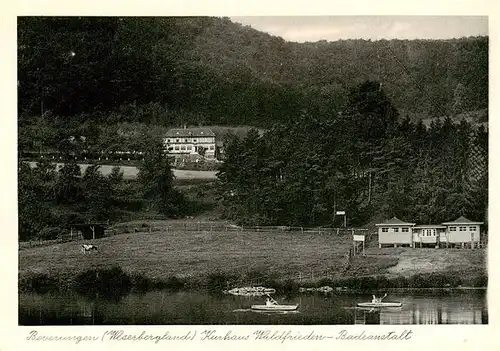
[19,290,487,325]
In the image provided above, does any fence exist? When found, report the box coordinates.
[108,222,372,236]
[18,221,374,249]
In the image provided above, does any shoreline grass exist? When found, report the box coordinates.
[19,227,487,297]
[19,266,487,298]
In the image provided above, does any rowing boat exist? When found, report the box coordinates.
[251,304,299,311]
[357,302,402,308]
[251,293,299,311]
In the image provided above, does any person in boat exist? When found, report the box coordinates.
[372,293,387,304]
[266,297,278,306]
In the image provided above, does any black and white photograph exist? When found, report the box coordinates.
[17,14,489,326]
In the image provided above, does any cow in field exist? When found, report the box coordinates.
[81,244,98,254]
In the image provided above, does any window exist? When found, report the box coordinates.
[402,228,409,232]
[174,146,179,150]
[382,228,388,232]
[209,145,215,150]
[426,229,435,236]
[450,227,456,231]
[459,226,467,231]
[185,139,188,142]
[394,228,399,233]
[167,139,171,142]
[180,145,186,150]
[176,139,179,142]
[187,146,192,150]
[470,226,477,231]
[194,139,197,142]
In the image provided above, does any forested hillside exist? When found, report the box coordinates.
[18,17,488,127]
[217,81,488,227]
[17,17,489,235]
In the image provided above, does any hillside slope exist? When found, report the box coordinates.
[18,17,488,126]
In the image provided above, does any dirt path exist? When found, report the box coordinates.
[386,248,486,277]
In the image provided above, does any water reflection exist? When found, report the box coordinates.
[19,290,487,325]
[353,295,487,325]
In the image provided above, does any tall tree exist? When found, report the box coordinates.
[138,140,182,216]
[81,164,113,221]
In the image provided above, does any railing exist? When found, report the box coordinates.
[19,222,374,249]
[108,222,371,236]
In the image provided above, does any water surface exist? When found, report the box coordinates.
[19,290,487,325]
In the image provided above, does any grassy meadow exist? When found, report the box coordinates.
[19,222,487,293]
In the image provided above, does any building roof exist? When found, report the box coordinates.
[441,216,483,225]
[414,225,447,229]
[165,127,215,138]
[375,217,416,226]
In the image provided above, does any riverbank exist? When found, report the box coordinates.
[19,265,487,298]
[19,226,487,295]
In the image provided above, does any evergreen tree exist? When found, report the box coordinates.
[138,140,182,216]
[81,164,113,221]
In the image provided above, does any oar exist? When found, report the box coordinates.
[266,293,279,305]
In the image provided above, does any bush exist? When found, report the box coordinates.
[388,276,409,288]
[163,276,186,290]
[72,266,132,300]
[280,279,300,295]
[471,274,488,288]
[19,273,58,293]
[206,272,236,294]
[315,278,333,288]
[37,227,66,240]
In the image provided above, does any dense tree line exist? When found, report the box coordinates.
[217,81,488,227]
[17,17,489,234]
[18,17,488,127]
[18,141,189,241]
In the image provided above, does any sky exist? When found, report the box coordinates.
[230,16,488,43]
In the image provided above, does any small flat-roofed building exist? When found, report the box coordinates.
[412,225,447,248]
[375,217,415,248]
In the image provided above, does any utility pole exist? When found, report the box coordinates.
[368,172,372,204]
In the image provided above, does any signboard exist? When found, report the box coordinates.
[353,234,365,242]
[336,211,346,215]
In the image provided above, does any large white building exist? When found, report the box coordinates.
[164,127,216,160]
